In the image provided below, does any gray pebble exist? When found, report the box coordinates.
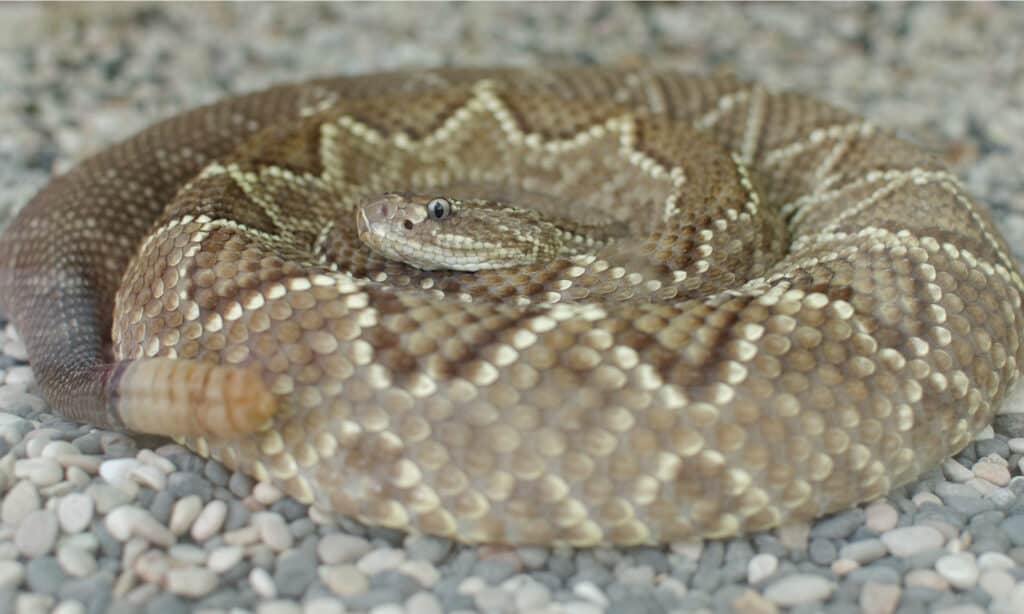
[167,471,213,501]
[405,535,452,564]
[808,538,837,565]
[25,556,67,594]
[976,438,1011,458]
[1000,515,1024,546]
[70,434,102,456]
[847,564,903,585]
[345,587,406,610]
[271,498,307,522]
[370,570,421,598]
[472,559,518,584]
[228,471,254,498]
[570,566,613,588]
[945,495,997,516]
[224,499,251,531]
[810,509,865,539]
[273,550,317,598]
[144,593,188,614]
[147,490,174,526]
[202,461,230,487]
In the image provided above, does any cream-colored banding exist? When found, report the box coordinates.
[114,358,277,437]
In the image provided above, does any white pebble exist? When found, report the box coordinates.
[881,525,945,557]
[134,550,169,585]
[41,441,79,458]
[253,482,284,504]
[318,533,372,564]
[979,568,1015,599]
[978,552,1016,570]
[191,499,227,542]
[302,597,346,614]
[208,545,245,573]
[0,560,24,588]
[14,457,63,486]
[15,509,58,557]
[763,574,836,606]
[747,553,778,584]
[357,548,406,575]
[166,566,218,598]
[936,552,980,590]
[1008,437,1024,454]
[398,559,440,588]
[52,601,86,614]
[136,449,176,474]
[250,567,277,598]
[57,544,97,577]
[98,459,141,496]
[58,492,94,533]
[1,480,40,525]
[573,581,609,606]
[105,505,175,547]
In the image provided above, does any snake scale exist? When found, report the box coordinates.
[0,67,1022,546]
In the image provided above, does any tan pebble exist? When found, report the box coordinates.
[319,564,369,597]
[135,449,176,474]
[250,567,277,598]
[912,492,942,507]
[254,512,293,552]
[860,582,900,614]
[880,525,944,557]
[935,552,979,590]
[208,545,245,573]
[168,495,202,535]
[58,492,93,533]
[129,464,166,490]
[776,523,810,551]
[56,455,102,475]
[972,459,1011,486]
[134,550,169,585]
[732,589,779,614]
[105,505,175,547]
[669,538,704,560]
[747,553,778,584]
[831,559,859,576]
[166,567,218,598]
[223,525,261,546]
[191,500,227,542]
[253,482,284,505]
[864,502,899,533]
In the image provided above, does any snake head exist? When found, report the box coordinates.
[355,192,565,271]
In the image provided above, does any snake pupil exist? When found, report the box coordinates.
[428,198,450,220]
[403,220,414,230]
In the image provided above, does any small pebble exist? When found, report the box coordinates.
[250,567,277,598]
[935,552,980,590]
[763,574,836,606]
[319,564,369,597]
[208,545,245,574]
[747,553,778,584]
[166,566,219,598]
[319,533,372,565]
[15,509,59,557]
[169,495,203,535]
[191,499,227,542]
[254,512,293,552]
[57,492,94,534]
[881,525,945,557]
[865,502,899,533]
[860,582,901,614]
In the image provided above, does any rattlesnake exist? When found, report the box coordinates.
[0,67,1021,546]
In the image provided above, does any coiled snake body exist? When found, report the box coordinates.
[0,68,1022,546]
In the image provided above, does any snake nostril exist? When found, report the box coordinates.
[403,220,414,230]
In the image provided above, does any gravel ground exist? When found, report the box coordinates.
[1,4,1024,613]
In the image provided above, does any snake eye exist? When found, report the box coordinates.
[427,198,452,220]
